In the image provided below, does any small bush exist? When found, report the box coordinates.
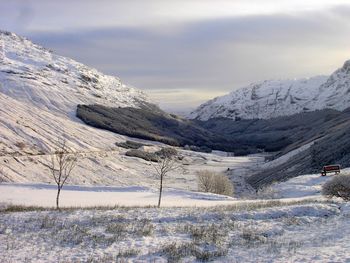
[184,145,212,153]
[116,140,145,149]
[188,224,226,245]
[197,170,214,192]
[161,241,227,262]
[161,242,194,262]
[14,141,26,150]
[197,170,234,196]
[106,223,127,236]
[156,147,178,158]
[322,173,350,200]
[125,149,159,162]
[212,174,234,196]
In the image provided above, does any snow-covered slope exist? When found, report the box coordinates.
[0,31,150,115]
[0,30,265,187]
[0,30,152,154]
[190,60,350,120]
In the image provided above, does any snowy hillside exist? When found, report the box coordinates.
[0,31,150,114]
[0,30,152,154]
[0,30,164,185]
[190,60,350,120]
[0,30,264,188]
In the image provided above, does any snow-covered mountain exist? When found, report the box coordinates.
[190,60,350,120]
[0,30,154,153]
[0,31,150,115]
[0,30,165,184]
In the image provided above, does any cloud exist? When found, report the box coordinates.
[1,1,350,110]
[1,0,350,32]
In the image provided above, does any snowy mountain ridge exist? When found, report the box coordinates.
[0,31,151,116]
[190,60,350,120]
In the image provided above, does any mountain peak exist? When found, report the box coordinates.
[190,60,350,121]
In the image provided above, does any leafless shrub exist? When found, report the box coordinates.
[197,170,213,192]
[240,227,267,246]
[322,173,350,201]
[40,215,58,229]
[106,219,154,238]
[58,224,89,245]
[86,248,139,263]
[131,219,154,236]
[283,217,304,226]
[212,173,234,196]
[105,222,127,237]
[161,241,227,262]
[5,234,17,250]
[90,214,125,226]
[116,248,140,258]
[192,246,228,262]
[186,223,227,245]
[161,242,194,262]
[196,170,234,196]
[14,141,26,150]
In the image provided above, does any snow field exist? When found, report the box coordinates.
[0,200,348,262]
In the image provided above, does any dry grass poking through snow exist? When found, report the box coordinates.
[0,199,348,262]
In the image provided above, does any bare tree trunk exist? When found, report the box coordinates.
[158,174,163,208]
[56,186,61,210]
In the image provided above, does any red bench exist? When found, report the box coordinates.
[321,165,341,176]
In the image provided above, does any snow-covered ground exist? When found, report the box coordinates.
[274,169,350,199]
[0,198,348,262]
[0,146,263,193]
[1,167,348,262]
[0,183,237,208]
[0,168,338,209]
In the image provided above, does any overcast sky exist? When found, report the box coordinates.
[1,0,350,111]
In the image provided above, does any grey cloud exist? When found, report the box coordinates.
[4,4,350,110]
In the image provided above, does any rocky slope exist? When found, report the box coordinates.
[190,60,350,120]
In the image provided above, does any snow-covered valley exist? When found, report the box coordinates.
[1,30,350,263]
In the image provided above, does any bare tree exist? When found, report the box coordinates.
[153,149,180,208]
[49,137,78,210]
